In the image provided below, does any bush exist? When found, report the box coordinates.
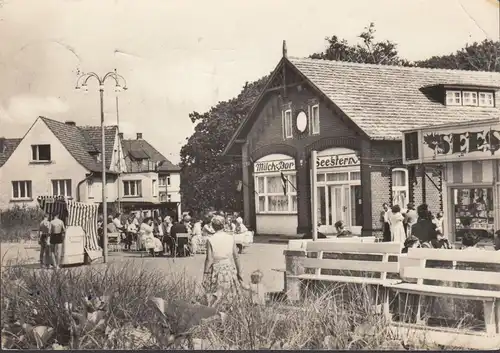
[0,260,416,350]
[0,260,483,350]
[0,205,43,243]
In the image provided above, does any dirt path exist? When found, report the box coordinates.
[1,242,287,293]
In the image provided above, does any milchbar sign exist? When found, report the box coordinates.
[316,153,360,169]
[422,124,500,161]
[254,159,295,173]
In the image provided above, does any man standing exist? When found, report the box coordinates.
[49,213,66,269]
[404,203,418,237]
[38,214,51,268]
[380,203,391,242]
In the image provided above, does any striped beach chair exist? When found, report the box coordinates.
[36,196,102,260]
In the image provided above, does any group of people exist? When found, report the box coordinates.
[380,202,500,252]
[96,210,250,258]
[38,213,66,269]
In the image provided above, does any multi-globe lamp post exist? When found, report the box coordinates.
[75,70,127,263]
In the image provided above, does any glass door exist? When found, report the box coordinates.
[329,186,346,227]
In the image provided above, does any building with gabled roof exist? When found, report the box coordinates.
[223,45,500,238]
[0,117,183,220]
[0,117,124,210]
[121,132,182,218]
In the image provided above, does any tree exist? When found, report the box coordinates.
[310,23,411,66]
[179,77,268,215]
[415,39,500,72]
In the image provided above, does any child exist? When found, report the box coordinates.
[241,270,267,306]
[402,235,420,253]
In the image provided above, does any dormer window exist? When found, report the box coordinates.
[462,91,478,106]
[446,91,462,106]
[445,89,496,107]
[479,92,494,107]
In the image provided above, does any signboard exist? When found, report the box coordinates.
[422,124,500,162]
[254,159,295,173]
[316,153,360,169]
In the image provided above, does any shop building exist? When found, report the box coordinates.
[223,44,500,236]
[403,118,500,246]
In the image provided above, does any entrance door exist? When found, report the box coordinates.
[322,185,350,233]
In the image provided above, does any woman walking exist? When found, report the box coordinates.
[203,215,243,308]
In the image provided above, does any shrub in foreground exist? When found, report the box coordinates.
[0,205,43,243]
[0,260,474,350]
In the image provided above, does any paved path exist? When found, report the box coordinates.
[1,242,288,293]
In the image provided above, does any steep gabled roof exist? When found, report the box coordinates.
[224,57,500,155]
[122,138,180,172]
[288,57,500,140]
[78,125,118,170]
[40,117,116,173]
[0,138,22,167]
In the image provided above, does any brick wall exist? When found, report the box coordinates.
[412,166,443,214]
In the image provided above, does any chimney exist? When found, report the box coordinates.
[65,121,76,126]
[118,132,124,139]
[0,137,5,154]
[136,133,143,140]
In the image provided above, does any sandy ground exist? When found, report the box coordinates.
[0,241,288,293]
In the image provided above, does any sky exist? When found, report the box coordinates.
[0,0,499,164]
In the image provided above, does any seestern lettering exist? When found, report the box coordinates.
[423,129,500,156]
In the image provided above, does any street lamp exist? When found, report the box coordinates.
[75,70,127,263]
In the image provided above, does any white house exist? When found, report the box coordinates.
[0,117,124,210]
[121,133,182,219]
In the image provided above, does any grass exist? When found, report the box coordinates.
[1,258,484,350]
[0,205,43,243]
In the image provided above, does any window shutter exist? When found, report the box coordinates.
[138,181,142,196]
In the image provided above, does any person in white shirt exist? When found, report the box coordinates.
[234,217,248,234]
[126,215,138,250]
[113,213,124,233]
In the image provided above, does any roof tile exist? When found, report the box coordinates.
[0,138,22,167]
[41,117,116,172]
[288,57,500,140]
[122,139,180,172]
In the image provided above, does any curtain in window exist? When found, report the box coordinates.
[268,195,289,212]
[392,170,406,187]
[266,176,282,194]
[257,177,265,194]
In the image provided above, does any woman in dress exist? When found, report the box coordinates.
[191,218,204,254]
[389,205,406,246]
[140,217,163,256]
[203,215,243,308]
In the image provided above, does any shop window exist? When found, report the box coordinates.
[452,188,494,245]
[255,173,297,213]
[392,168,408,208]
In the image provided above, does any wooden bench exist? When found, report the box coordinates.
[274,236,378,294]
[385,248,500,342]
[286,241,402,317]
